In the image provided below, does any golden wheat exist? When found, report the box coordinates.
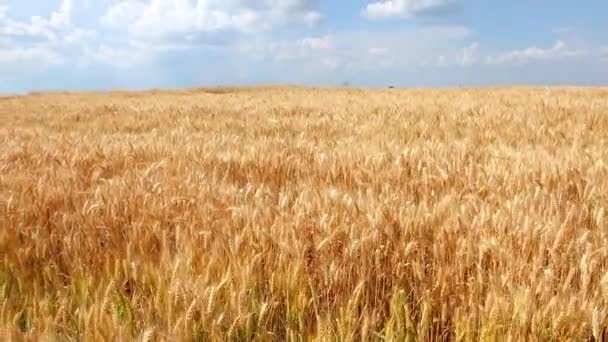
[1,86,608,341]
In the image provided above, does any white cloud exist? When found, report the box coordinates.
[364,0,458,20]
[368,47,388,56]
[89,37,199,68]
[437,55,447,66]
[458,42,478,66]
[302,11,322,26]
[0,45,63,64]
[90,44,148,68]
[486,41,585,65]
[0,0,73,38]
[300,35,332,50]
[101,0,321,38]
[237,25,472,75]
[100,1,146,29]
[0,0,93,66]
[49,0,73,28]
[322,57,340,70]
[238,34,333,64]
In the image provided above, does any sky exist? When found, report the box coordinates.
[1,0,607,93]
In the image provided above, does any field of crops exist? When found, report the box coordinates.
[2,86,608,340]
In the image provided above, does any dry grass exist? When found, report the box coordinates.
[2,86,608,341]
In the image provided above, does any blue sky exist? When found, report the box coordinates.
[1,0,607,93]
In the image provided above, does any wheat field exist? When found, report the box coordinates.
[1,86,608,341]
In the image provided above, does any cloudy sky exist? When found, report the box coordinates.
[1,0,607,93]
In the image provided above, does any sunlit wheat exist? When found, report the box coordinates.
[1,86,608,340]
